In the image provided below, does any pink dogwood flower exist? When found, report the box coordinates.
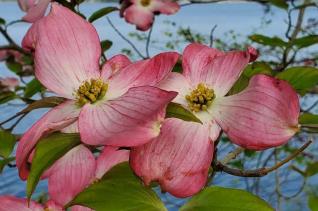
[0,77,19,91]
[130,43,300,198]
[16,3,179,180]
[120,0,180,31]
[0,146,129,211]
[18,0,51,22]
[0,49,23,62]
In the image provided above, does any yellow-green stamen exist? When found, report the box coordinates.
[76,78,108,106]
[140,0,151,7]
[185,83,215,112]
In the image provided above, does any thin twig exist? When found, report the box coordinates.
[145,20,154,58]
[216,140,312,177]
[106,17,146,59]
[209,25,217,47]
[220,147,244,165]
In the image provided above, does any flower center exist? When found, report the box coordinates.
[140,0,151,7]
[75,79,108,106]
[185,83,215,112]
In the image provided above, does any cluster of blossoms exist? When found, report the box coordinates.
[18,0,179,30]
[0,2,300,210]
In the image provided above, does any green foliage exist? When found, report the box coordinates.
[276,66,318,95]
[291,35,318,49]
[228,62,273,95]
[172,61,182,73]
[306,162,318,177]
[309,194,318,211]
[88,7,118,22]
[67,162,166,211]
[0,130,16,158]
[100,40,113,52]
[0,17,5,25]
[180,186,273,211]
[0,157,15,173]
[299,113,318,131]
[27,133,81,200]
[24,79,44,98]
[0,91,16,105]
[166,102,202,123]
[249,34,288,48]
[268,0,288,10]
[5,59,23,74]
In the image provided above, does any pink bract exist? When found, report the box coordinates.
[18,0,51,22]
[131,43,300,197]
[120,0,180,31]
[0,146,127,211]
[16,3,178,180]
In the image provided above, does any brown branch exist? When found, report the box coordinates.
[216,140,312,177]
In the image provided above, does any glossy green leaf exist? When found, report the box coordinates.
[166,102,202,123]
[101,40,113,52]
[309,194,318,211]
[180,186,274,211]
[0,157,15,173]
[24,79,44,98]
[27,133,81,200]
[228,62,273,95]
[249,34,288,47]
[306,162,318,177]
[291,35,318,49]
[88,7,118,23]
[67,162,166,211]
[268,0,288,9]
[0,130,16,158]
[276,66,318,95]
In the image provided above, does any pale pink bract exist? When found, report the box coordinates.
[16,3,179,180]
[120,0,180,31]
[130,43,300,198]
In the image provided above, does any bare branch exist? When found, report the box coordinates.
[216,140,312,177]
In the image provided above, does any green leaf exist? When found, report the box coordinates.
[0,130,16,158]
[166,102,202,123]
[306,162,318,177]
[228,62,273,95]
[249,34,288,47]
[172,61,182,73]
[27,133,81,200]
[88,7,118,23]
[5,59,23,74]
[100,40,113,52]
[24,79,44,98]
[268,0,288,10]
[67,162,166,211]
[0,92,16,104]
[291,35,318,49]
[180,186,274,211]
[299,113,318,125]
[0,17,5,25]
[0,157,15,173]
[276,66,318,95]
[309,194,318,211]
